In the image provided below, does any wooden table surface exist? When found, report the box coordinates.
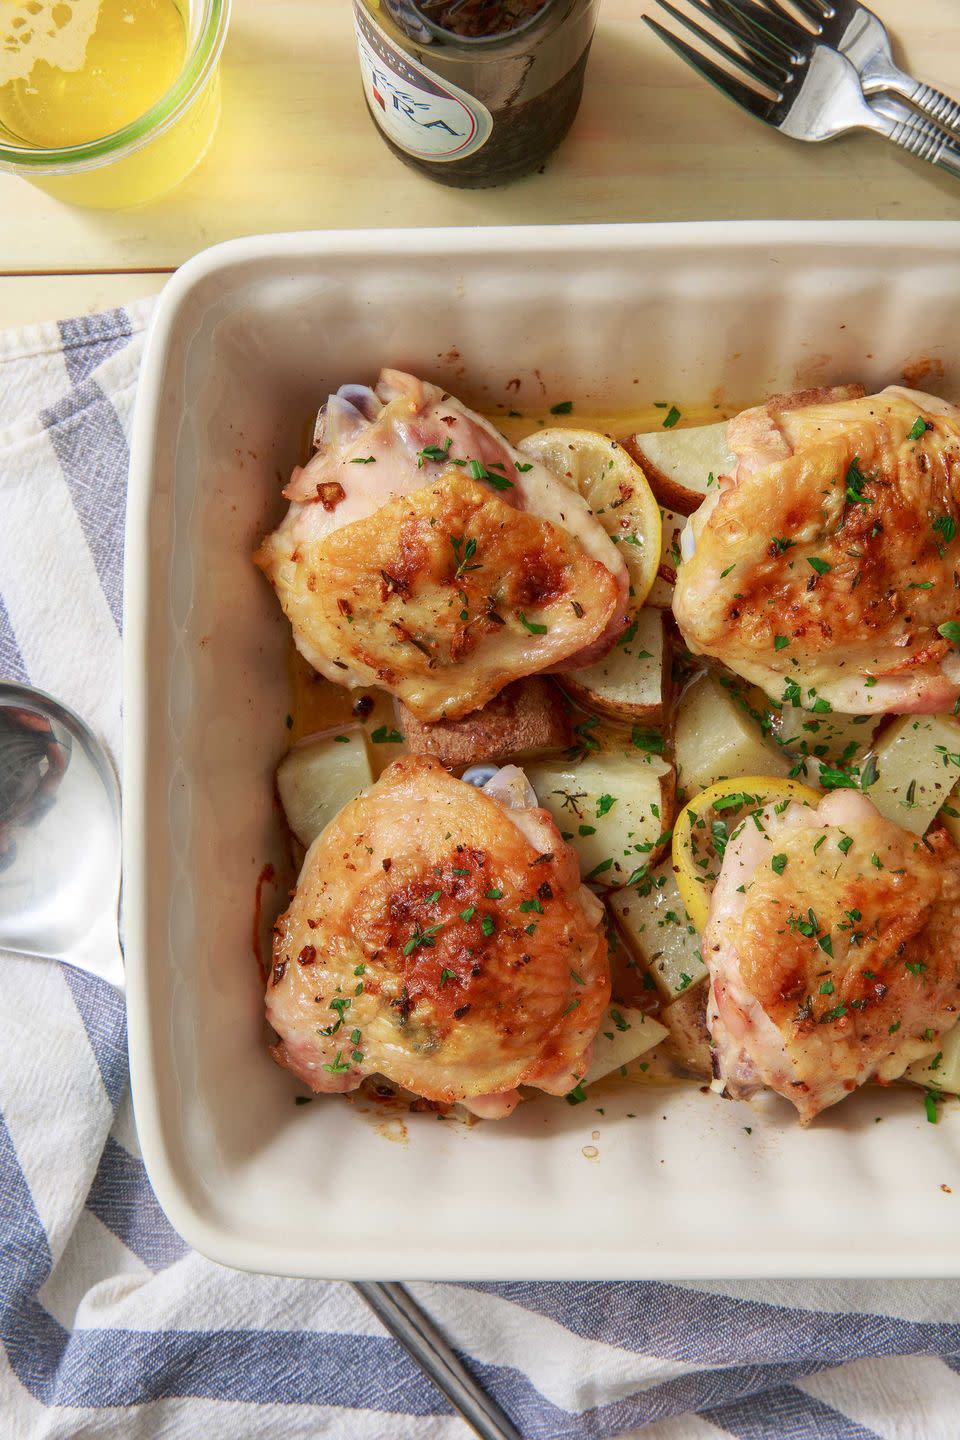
[1,0,958,328]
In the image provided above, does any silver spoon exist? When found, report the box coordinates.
[0,681,122,988]
[0,681,520,1440]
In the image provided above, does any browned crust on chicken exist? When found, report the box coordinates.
[265,755,610,1103]
[257,474,621,722]
[674,387,960,711]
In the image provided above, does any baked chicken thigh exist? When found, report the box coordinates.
[673,385,960,713]
[266,755,610,1118]
[255,370,629,721]
[704,790,960,1123]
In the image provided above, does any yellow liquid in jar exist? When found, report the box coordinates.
[0,0,186,148]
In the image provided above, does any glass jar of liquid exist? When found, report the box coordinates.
[353,0,600,188]
[0,0,230,208]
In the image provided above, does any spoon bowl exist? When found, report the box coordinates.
[0,682,123,989]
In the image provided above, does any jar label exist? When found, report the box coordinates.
[354,3,493,162]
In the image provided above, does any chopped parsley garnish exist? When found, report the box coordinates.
[771,853,788,875]
[585,858,614,880]
[843,456,873,507]
[905,960,927,977]
[425,890,441,904]
[818,767,859,791]
[774,635,790,651]
[485,887,503,900]
[933,514,956,548]
[460,906,476,923]
[417,438,453,467]
[819,980,835,995]
[908,416,929,440]
[925,1090,940,1124]
[720,564,736,578]
[550,400,574,415]
[610,1009,630,1032]
[515,461,533,472]
[570,969,585,986]
[565,1083,587,1105]
[561,997,581,1017]
[837,835,854,854]
[518,611,548,635]
[468,458,514,490]
[371,726,403,744]
[662,405,681,429]
[771,537,796,556]
[439,969,455,987]
[403,924,443,956]
[860,754,879,789]
[631,729,665,754]
[808,556,831,576]
[322,1051,351,1074]
[938,621,960,646]
[481,915,495,937]
[350,455,376,464]
[713,791,758,811]
[820,1003,848,1023]
[450,534,481,578]
[596,794,617,817]
[519,898,544,914]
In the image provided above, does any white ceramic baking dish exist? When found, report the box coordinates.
[126,222,960,1280]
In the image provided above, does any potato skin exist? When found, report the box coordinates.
[398,677,572,770]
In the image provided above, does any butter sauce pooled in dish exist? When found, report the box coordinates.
[256,372,960,1128]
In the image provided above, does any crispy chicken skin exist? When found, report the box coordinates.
[266,756,610,1117]
[255,370,629,720]
[673,385,960,714]
[704,790,960,1123]
[257,474,621,723]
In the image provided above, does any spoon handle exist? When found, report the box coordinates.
[352,1281,522,1440]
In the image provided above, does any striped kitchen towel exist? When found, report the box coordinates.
[2,301,960,1440]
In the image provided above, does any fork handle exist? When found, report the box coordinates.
[907,82,960,138]
[862,59,960,139]
[870,92,960,181]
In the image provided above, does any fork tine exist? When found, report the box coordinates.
[710,0,810,56]
[696,0,800,72]
[649,1,786,92]
[642,13,779,122]
[789,0,830,20]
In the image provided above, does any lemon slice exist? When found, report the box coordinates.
[672,775,822,932]
[517,428,662,608]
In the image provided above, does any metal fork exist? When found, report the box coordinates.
[643,0,960,179]
[779,0,960,136]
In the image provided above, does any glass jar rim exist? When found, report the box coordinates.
[409,0,563,48]
[0,0,231,173]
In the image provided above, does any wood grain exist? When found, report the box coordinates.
[0,274,168,329]
[0,0,958,278]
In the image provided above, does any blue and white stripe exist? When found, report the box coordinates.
[2,303,960,1438]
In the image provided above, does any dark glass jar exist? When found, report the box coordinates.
[353,0,600,188]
